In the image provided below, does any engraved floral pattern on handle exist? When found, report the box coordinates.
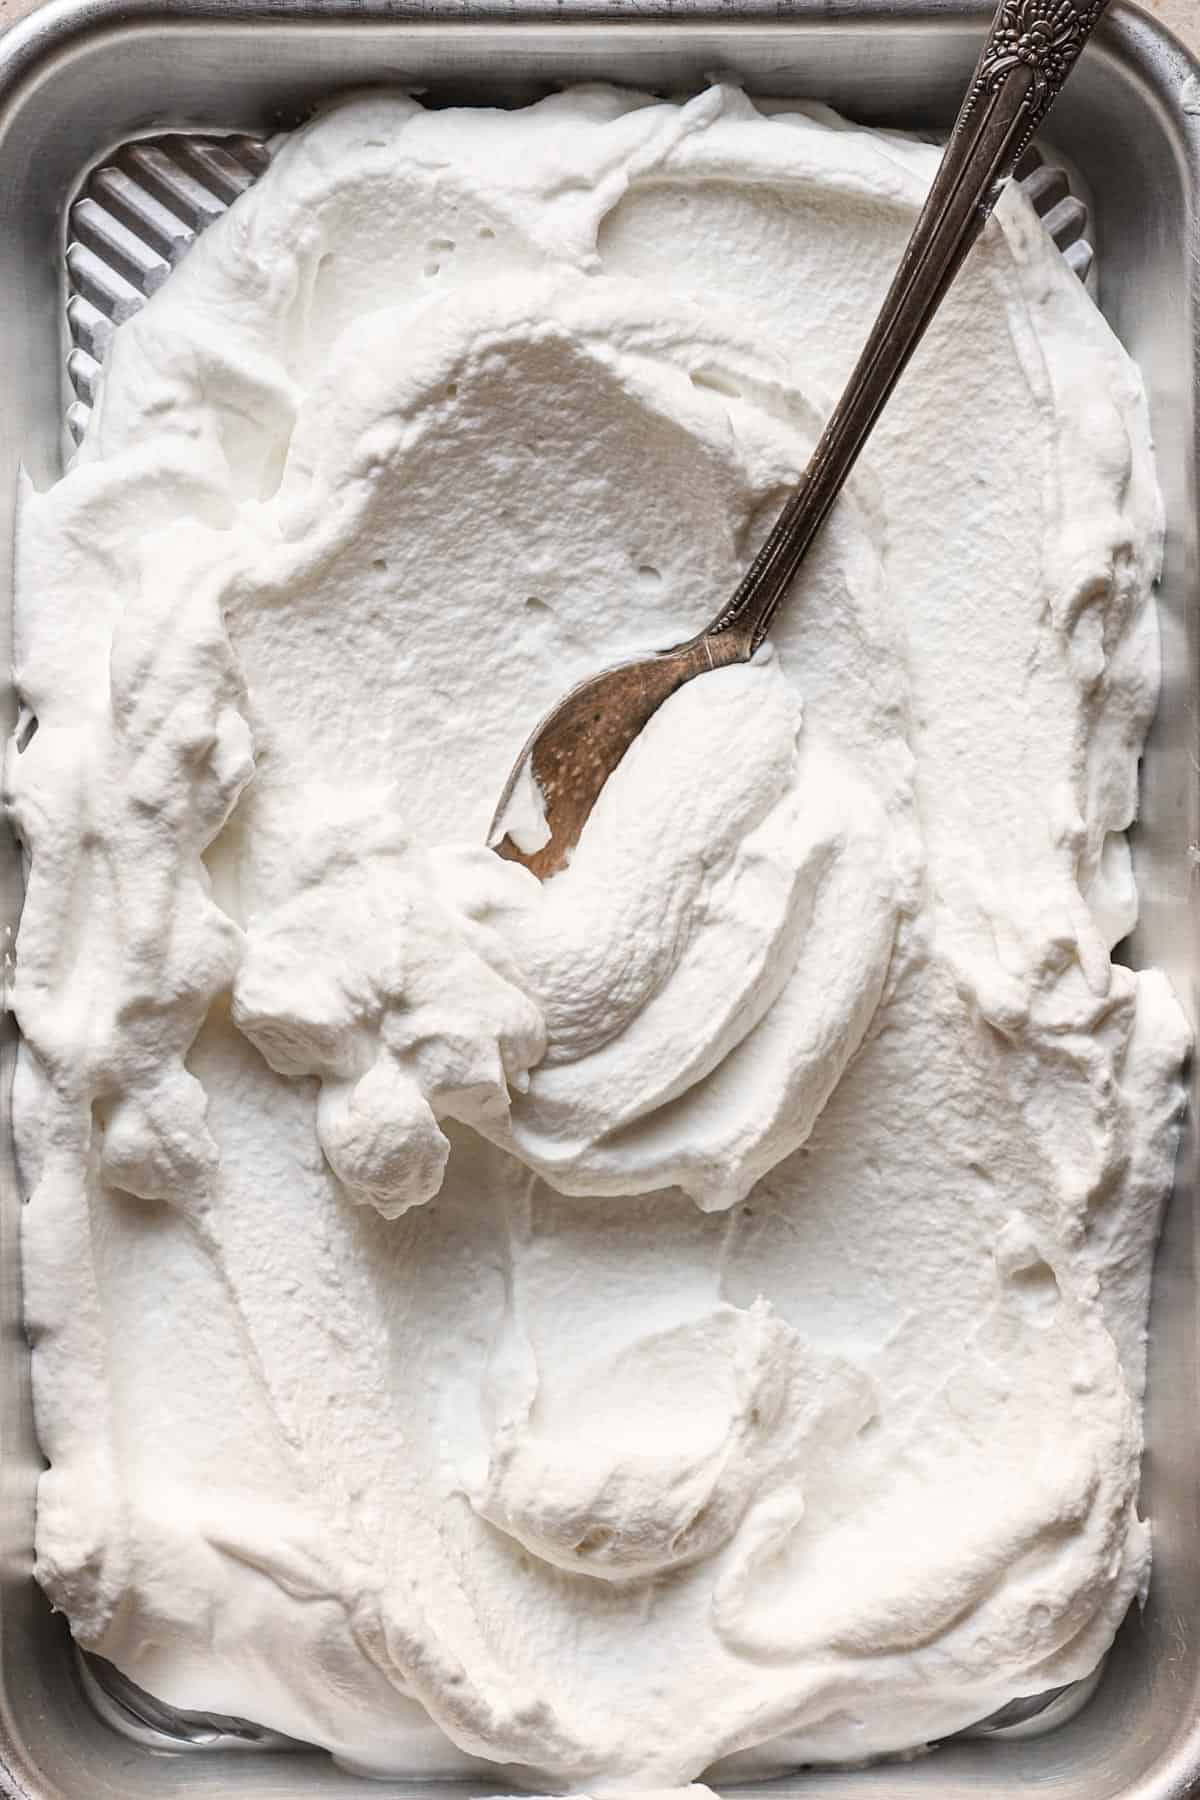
[960,0,1110,167]
[980,0,1108,103]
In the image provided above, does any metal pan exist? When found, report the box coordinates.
[0,2,1196,1796]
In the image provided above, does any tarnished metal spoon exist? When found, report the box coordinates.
[489,0,1108,880]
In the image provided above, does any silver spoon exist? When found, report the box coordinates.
[489,0,1108,879]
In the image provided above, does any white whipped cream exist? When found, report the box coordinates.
[9,86,1190,1787]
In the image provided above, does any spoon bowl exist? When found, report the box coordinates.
[488,628,750,879]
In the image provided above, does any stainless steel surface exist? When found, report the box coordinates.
[76,1654,303,1757]
[1016,141,1097,281]
[963,1657,1110,1740]
[0,1,1196,1796]
[63,130,270,451]
[490,0,1111,880]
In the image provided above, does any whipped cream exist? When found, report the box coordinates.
[9,86,1190,1788]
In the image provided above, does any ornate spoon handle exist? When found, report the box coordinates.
[710,0,1109,650]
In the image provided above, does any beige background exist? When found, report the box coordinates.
[1,0,1197,49]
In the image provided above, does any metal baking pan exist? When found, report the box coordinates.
[0,0,1197,1795]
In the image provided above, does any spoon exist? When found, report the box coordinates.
[489,0,1109,880]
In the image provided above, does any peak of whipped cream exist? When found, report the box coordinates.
[9,85,1189,1788]
[229,647,899,1216]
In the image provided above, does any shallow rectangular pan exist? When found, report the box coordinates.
[0,0,1197,1795]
